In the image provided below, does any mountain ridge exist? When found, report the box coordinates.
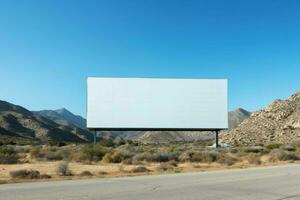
[0,100,92,142]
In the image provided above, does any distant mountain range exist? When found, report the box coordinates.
[0,99,251,143]
[33,108,86,129]
[131,108,251,144]
[0,100,92,143]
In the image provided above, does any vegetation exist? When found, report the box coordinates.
[56,161,73,176]
[0,146,19,164]
[10,169,40,179]
[1,139,300,182]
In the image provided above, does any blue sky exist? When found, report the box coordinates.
[0,0,300,117]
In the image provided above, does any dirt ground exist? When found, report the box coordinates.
[0,159,297,184]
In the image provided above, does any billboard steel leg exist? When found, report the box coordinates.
[216,130,219,148]
[93,130,96,145]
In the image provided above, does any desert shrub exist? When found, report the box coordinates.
[45,151,64,161]
[229,148,239,154]
[79,144,107,162]
[166,160,178,167]
[40,174,51,179]
[179,150,218,163]
[122,158,133,165]
[132,153,152,162]
[10,169,40,179]
[270,150,300,161]
[48,141,67,147]
[281,145,296,152]
[30,146,70,161]
[114,138,126,146]
[178,151,193,162]
[56,161,73,176]
[130,166,150,173]
[244,146,269,154]
[99,138,114,147]
[156,163,175,172]
[79,171,93,176]
[14,145,31,153]
[30,146,44,159]
[102,150,133,163]
[292,140,300,147]
[147,152,178,162]
[246,153,261,165]
[216,153,238,166]
[98,171,108,175]
[266,143,281,149]
[0,146,19,164]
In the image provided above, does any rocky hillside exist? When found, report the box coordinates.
[0,100,92,142]
[222,92,300,146]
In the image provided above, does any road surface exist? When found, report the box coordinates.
[1,164,300,200]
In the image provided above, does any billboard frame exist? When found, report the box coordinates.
[86,77,228,148]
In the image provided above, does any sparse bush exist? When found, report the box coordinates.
[130,166,150,173]
[246,153,261,165]
[79,171,93,176]
[179,150,218,163]
[48,141,67,147]
[270,150,300,161]
[156,163,175,172]
[0,146,19,164]
[244,146,269,154]
[40,174,51,179]
[98,171,108,175]
[30,146,44,160]
[99,138,114,147]
[281,145,296,152]
[152,152,178,162]
[216,154,238,166]
[56,161,73,176]
[132,153,152,162]
[166,160,178,167]
[10,169,40,179]
[45,151,64,161]
[102,150,133,163]
[266,143,281,150]
[122,158,133,165]
[79,144,107,162]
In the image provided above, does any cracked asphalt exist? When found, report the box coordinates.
[1,164,300,200]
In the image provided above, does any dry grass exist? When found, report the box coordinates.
[0,142,300,183]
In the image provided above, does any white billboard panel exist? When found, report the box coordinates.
[87,77,228,130]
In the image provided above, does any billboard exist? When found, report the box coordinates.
[87,77,228,130]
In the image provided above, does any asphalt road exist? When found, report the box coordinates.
[1,164,300,200]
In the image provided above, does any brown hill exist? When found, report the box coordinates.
[228,108,251,129]
[221,92,300,146]
[0,100,92,143]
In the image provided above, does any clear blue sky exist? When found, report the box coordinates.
[1,0,300,117]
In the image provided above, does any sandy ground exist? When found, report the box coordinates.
[0,159,297,184]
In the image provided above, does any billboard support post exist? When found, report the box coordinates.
[215,130,219,148]
[93,129,96,145]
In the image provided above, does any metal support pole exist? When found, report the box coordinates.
[215,130,219,148]
[93,130,96,145]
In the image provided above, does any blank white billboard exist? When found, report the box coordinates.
[87,77,228,130]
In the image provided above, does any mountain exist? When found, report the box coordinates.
[135,131,214,144]
[0,100,92,142]
[221,92,300,146]
[122,109,251,144]
[33,108,86,129]
[228,108,251,129]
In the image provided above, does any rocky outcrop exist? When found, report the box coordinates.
[221,92,300,145]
